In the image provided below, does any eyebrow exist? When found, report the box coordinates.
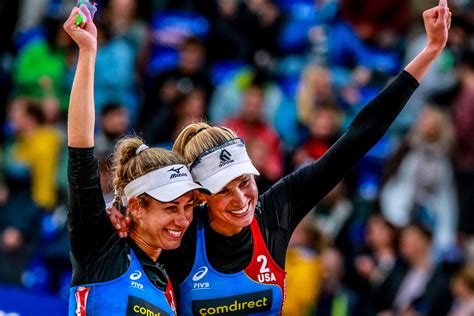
[163,197,194,206]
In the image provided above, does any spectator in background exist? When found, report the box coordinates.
[93,17,140,122]
[380,105,458,255]
[312,247,356,316]
[453,51,474,240]
[140,36,211,130]
[95,102,131,203]
[340,0,410,49]
[350,213,399,315]
[293,103,342,168]
[297,65,336,126]
[103,0,150,73]
[0,97,62,285]
[4,97,62,211]
[143,89,206,147]
[450,264,474,316]
[206,0,253,63]
[223,82,284,185]
[245,0,282,66]
[95,102,131,159]
[284,216,324,315]
[374,223,452,316]
[312,181,354,253]
[13,16,72,112]
[209,71,283,126]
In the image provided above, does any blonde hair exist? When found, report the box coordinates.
[112,136,184,208]
[173,122,237,164]
[297,65,332,125]
[410,105,455,153]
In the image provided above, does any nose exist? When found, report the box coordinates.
[174,208,191,228]
[231,188,247,209]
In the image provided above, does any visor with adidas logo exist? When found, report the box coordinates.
[189,138,260,194]
[122,164,210,205]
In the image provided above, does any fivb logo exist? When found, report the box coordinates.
[218,149,234,167]
[192,266,209,281]
[130,270,144,290]
[193,266,210,289]
[168,166,187,179]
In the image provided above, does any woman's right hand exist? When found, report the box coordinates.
[63,5,97,51]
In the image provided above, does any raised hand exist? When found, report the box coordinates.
[63,5,97,51]
[422,0,452,51]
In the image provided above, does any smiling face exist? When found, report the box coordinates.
[131,191,195,251]
[203,175,259,236]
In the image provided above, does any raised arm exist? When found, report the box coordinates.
[64,6,115,262]
[64,5,97,147]
[260,1,451,235]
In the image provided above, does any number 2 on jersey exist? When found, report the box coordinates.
[257,255,270,273]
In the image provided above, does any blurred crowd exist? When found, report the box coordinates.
[0,0,473,314]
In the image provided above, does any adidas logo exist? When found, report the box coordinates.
[219,149,234,167]
[168,166,187,179]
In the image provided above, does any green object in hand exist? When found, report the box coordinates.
[76,13,84,26]
[75,0,97,26]
[75,0,85,26]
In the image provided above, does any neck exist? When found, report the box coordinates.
[129,230,162,261]
[459,293,474,302]
[375,246,394,259]
[20,123,39,137]
[410,253,431,269]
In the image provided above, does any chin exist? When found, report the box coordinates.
[161,240,181,250]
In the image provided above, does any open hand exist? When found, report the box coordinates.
[63,5,97,51]
[423,0,451,51]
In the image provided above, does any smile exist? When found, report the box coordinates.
[227,203,250,217]
[164,229,183,238]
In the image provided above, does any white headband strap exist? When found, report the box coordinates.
[190,140,258,184]
[135,144,149,155]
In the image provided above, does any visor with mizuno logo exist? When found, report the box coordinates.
[189,138,260,194]
[122,164,210,205]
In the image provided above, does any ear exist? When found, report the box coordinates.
[127,197,142,219]
[194,191,209,205]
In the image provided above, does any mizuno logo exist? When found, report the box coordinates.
[168,166,187,179]
[219,149,234,167]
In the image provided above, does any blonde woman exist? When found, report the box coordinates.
[111,1,452,314]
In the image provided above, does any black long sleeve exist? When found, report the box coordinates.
[67,147,111,263]
[258,70,419,267]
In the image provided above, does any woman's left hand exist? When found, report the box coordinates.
[423,0,452,52]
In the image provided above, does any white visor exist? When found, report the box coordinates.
[122,164,209,205]
[189,139,260,194]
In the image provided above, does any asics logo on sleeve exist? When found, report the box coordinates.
[130,270,142,281]
[192,266,209,281]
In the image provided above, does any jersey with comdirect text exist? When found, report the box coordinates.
[179,214,286,315]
